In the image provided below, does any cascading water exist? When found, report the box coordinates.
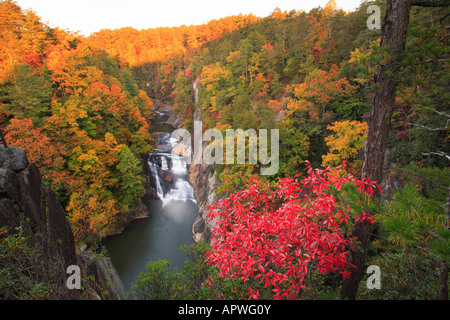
[147,133,196,204]
[104,123,199,293]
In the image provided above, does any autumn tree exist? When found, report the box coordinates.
[66,187,120,243]
[0,2,156,245]
[322,120,368,171]
[3,63,52,125]
[4,118,75,193]
[206,162,380,300]
[286,65,355,132]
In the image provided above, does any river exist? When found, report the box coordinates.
[104,112,198,294]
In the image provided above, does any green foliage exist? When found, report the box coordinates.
[359,183,450,300]
[129,241,211,300]
[129,260,183,300]
[2,63,52,126]
[378,184,449,257]
[120,68,139,97]
[0,227,64,299]
[399,164,450,205]
[115,145,145,211]
[388,6,450,169]
[359,250,441,300]
[172,71,195,130]
[278,122,311,178]
[216,164,259,196]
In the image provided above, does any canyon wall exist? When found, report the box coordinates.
[0,146,125,300]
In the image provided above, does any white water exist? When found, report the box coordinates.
[148,159,164,199]
[161,156,169,171]
[148,133,196,206]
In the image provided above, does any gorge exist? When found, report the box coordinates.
[104,105,213,293]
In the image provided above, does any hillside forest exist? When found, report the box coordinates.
[0,0,449,300]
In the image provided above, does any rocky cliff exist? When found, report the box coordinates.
[189,161,220,243]
[189,103,223,243]
[0,145,125,300]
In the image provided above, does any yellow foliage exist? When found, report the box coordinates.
[322,120,368,168]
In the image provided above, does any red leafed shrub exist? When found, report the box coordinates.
[205,161,380,300]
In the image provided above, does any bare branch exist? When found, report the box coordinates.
[408,118,450,131]
[422,151,450,161]
[425,107,450,118]
[408,107,450,131]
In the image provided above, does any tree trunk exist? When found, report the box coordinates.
[439,261,449,300]
[439,188,450,300]
[340,0,412,300]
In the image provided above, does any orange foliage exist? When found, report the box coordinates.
[5,118,80,192]
[87,14,260,66]
[287,65,355,122]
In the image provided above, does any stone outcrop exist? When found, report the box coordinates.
[0,145,29,171]
[154,104,182,128]
[188,82,224,243]
[77,249,126,300]
[189,162,220,243]
[188,106,223,243]
[0,147,78,281]
[0,146,125,300]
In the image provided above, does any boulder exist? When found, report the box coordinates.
[0,146,29,172]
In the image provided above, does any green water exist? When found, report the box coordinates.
[104,197,198,293]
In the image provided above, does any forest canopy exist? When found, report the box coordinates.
[0,0,449,300]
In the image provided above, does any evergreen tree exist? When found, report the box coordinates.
[116,145,145,211]
[4,63,52,125]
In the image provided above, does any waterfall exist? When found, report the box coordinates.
[170,156,188,175]
[147,132,196,205]
[105,110,199,293]
[161,156,169,170]
[148,156,165,199]
[193,77,199,105]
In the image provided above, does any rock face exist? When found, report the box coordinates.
[188,86,223,243]
[154,104,182,128]
[0,146,29,171]
[0,146,125,300]
[77,250,126,300]
[189,157,223,243]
